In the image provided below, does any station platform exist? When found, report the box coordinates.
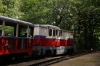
[50,51,100,66]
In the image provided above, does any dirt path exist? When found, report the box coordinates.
[50,51,100,66]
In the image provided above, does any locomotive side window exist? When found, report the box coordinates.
[49,29,52,36]
[56,30,58,36]
[53,30,55,36]
[59,30,62,36]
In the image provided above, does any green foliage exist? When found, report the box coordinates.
[0,0,22,18]
[5,26,14,36]
[73,0,100,50]
[0,25,14,36]
[19,0,53,24]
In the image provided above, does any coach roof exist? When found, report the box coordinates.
[0,16,34,27]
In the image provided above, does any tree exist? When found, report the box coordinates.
[73,0,100,50]
[0,0,22,18]
[19,0,54,24]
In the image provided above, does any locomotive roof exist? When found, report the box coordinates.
[0,16,34,27]
[34,24,60,29]
[62,29,73,34]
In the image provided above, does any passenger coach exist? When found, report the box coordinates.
[0,16,34,60]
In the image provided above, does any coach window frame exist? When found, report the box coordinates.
[1,21,16,36]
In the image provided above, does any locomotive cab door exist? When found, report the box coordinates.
[33,25,48,56]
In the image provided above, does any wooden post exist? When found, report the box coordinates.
[2,21,5,36]
[16,24,19,37]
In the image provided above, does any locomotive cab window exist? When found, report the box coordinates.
[56,30,58,36]
[49,29,52,36]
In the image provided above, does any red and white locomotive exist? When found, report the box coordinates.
[32,24,74,56]
[0,16,74,60]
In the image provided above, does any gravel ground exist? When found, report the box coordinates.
[50,51,100,66]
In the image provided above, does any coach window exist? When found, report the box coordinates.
[4,22,15,36]
[5,26,14,36]
[18,25,27,37]
[49,28,52,36]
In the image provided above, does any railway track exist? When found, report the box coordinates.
[2,51,98,66]
[29,53,87,66]
[29,56,71,66]
[7,56,66,66]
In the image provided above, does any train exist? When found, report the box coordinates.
[0,16,74,60]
